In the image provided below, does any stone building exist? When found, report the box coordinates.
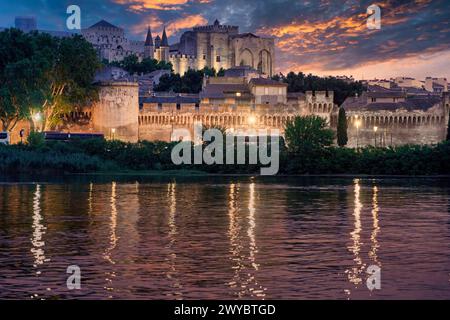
[82,19,275,76]
[92,81,140,142]
[340,86,448,147]
[138,71,334,142]
[169,19,275,76]
[81,20,145,62]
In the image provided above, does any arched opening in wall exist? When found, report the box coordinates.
[240,49,254,69]
[258,50,272,76]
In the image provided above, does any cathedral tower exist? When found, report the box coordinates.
[144,26,154,59]
[159,27,170,62]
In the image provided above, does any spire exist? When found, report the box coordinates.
[145,26,153,46]
[161,26,169,47]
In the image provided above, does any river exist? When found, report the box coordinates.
[1,176,450,299]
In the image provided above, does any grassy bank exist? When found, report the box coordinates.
[1,137,450,175]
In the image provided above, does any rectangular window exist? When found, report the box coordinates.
[176,103,181,110]
[195,103,200,111]
[216,56,221,63]
[158,103,163,110]
[203,55,206,60]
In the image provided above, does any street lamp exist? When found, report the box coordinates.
[373,126,378,147]
[33,113,42,122]
[111,128,116,140]
[32,112,43,131]
[248,115,257,126]
[355,119,361,148]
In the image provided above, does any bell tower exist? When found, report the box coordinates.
[144,26,154,59]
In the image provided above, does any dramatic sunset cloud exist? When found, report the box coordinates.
[131,14,207,37]
[165,14,208,36]
[0,0,448,80]
[113,0,189,11]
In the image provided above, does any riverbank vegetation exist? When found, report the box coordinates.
[1,116,450,175]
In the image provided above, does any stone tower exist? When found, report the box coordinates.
[159,27,170,62]
[144,26,154,59]
[92,81,139,143]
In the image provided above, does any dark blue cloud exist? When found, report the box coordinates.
[0,0,449,77]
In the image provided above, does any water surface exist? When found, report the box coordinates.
[1,176,450,299]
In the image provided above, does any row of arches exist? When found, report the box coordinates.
[139,114,300,127]
[348,114,445,126]
[239,49,272,76]
[308,103,333,113]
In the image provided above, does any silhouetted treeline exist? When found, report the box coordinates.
[273,72,366,106]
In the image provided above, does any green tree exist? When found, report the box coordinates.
[337,107,348,147]
[0,30,100,132]
[0,29,50,131]
[155,73,183,92]
[201,67,216,77]
[276,72,365,106]
[110,54,172,74]
[40,34,100,130]
[155,69,206,94]
[284,115,334,154]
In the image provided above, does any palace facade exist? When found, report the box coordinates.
[82,19,275,77]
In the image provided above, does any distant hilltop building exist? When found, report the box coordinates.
[341,85,450,147]
[365,77,449,94]
[425,77,448,93]
[81,20,146,63]
[82,19,275,77]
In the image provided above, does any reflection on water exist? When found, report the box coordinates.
[104,182,118,296]
[1,176,450,299]
[31,184,47,269]
[370,185,380,266]
[166,182,183,299]
[346,179,365,292]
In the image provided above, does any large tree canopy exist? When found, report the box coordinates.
[284,115,335,155]
[154,67,225,94]
[109,54,172,75]
[0,29,100,131]
[273,72,365,106]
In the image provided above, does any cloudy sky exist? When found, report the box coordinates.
[1,0,449,80]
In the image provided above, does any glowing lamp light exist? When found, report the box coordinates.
[236,92,241,97]
[355,120,361,128]
[111,128,116,134]
[373,126,378,133]
[33,113,42,122]
[248,115,257,125]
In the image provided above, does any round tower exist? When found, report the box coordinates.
[92,81,139,142]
